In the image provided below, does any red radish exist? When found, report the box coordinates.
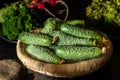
[29,0,68,20]
[37,2,45,9]
[36,1,56,17]
[49,0,56,6]
[33,0,39,3]
[29,3,35,8]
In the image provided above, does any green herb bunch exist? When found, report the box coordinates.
[86,0,120,27]
[2,2,42,40]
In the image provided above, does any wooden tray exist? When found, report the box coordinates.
[16,37,113,78]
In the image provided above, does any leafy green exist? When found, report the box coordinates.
[0,6,10,23]
[2,2,42,40]
[86,0,120,27]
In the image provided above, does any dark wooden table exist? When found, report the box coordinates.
[0,35,120,80]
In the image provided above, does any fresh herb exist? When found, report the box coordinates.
[1,0,69,41]
[86,0,120,28]
[0,6,10,23]
[2,2,42,40]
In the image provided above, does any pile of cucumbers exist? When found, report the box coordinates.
[18,18,107,64]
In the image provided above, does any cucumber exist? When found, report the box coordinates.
[18,32,52,46]
[60,24,103,41]
[65,19,85,26]
[49,31,96,46]
[41,18,61,34]
[26,45,61,64]
[55,45,102,61]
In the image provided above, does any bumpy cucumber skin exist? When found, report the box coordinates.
[60,24,102,40]
[18,32,52,46]
[26,45,61,64]
[41,18,61,34]
[55,45,102,61]
[50,31,95,46]
[65,20,85,26]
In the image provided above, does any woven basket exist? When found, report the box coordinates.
[16,35,113,78]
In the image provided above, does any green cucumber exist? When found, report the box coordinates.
[50,31,96,46]
[26,45,61,64]
[55,45,102,61]
[60,24,103,41]
[18,32,52,46]
[65,19,85,26]
[41,18,61,34]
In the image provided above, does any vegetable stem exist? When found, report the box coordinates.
[56,0,69,21]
